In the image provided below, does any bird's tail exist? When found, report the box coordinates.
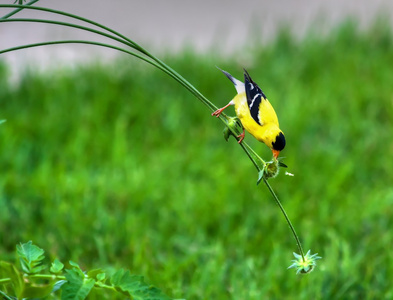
[216,67,245,94]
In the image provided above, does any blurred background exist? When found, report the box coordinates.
[1,0,393,299]
[2,0,393,73]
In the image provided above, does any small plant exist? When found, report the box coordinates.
[0,241,174,299]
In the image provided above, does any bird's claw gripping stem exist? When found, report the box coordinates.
[212,108,225,117]
[212,102,233,118]
[237,128,245,143]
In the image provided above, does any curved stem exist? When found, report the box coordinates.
[263,178,305,260]
[0,5,219,112]
[0,39,217,114]
[0,1,40,20]
[242,142,267,168]
[0,18,142,55]
[239,143,260,171]
[0,4,138,49]
[0,40,158,69]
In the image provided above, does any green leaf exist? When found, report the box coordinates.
[68,261,80,268]
[110,269,142,295]
[52,280,67,293]
[87,268,104,280]
[16,241,45,274]
[0,261,24,298]
[0,119,6,125]
[96,273,106,282]
[110,269,172,300]
[257,169,265,185]
[68,261,84,278]
[50,259,65,274]
[61,268,95,300]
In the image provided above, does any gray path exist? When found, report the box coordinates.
[1,0,392,74]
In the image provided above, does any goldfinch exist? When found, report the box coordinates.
[212,69,286,159]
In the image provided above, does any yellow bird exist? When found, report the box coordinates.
[212,69,286,159]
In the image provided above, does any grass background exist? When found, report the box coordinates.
[1,18,393,299]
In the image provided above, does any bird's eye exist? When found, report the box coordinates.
[272,132,286,151]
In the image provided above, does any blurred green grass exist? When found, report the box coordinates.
[1,18,393,299]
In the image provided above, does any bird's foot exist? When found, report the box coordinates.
[237,130,245,143]
[212,107,225,117]
[212,102,233,118]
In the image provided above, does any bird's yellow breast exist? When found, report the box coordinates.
[232,92,281,148]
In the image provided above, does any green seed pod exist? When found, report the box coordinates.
[264,160,280,179]
[223,117,240,141]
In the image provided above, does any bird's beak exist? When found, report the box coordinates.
[272,149,280,160]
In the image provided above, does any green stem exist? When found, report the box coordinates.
[0,4,138,48]
[239,142,260,171]
[0,0,40,19]
[27,274,117,292]
[0,40,164,73]
[0,18,144,54]
[0,4,219,112]
[0,273,115,293]
[263,178,305,260]
[243,142,267,168]
[29,273,63,280]
[0,39,218,115]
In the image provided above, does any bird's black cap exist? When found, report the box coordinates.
[272,132,286,151]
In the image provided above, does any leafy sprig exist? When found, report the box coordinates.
[0,242,174,299]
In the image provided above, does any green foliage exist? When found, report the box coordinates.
[62,268,95,300]
[111,269,172,300]
[51,259,65,274]
[0,252,55,299]
[0,261,24,297]
[1,17,393,299]
[17,241,46,274]
[0,242,173,299]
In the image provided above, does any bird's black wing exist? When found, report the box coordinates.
[244,69,267,126]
